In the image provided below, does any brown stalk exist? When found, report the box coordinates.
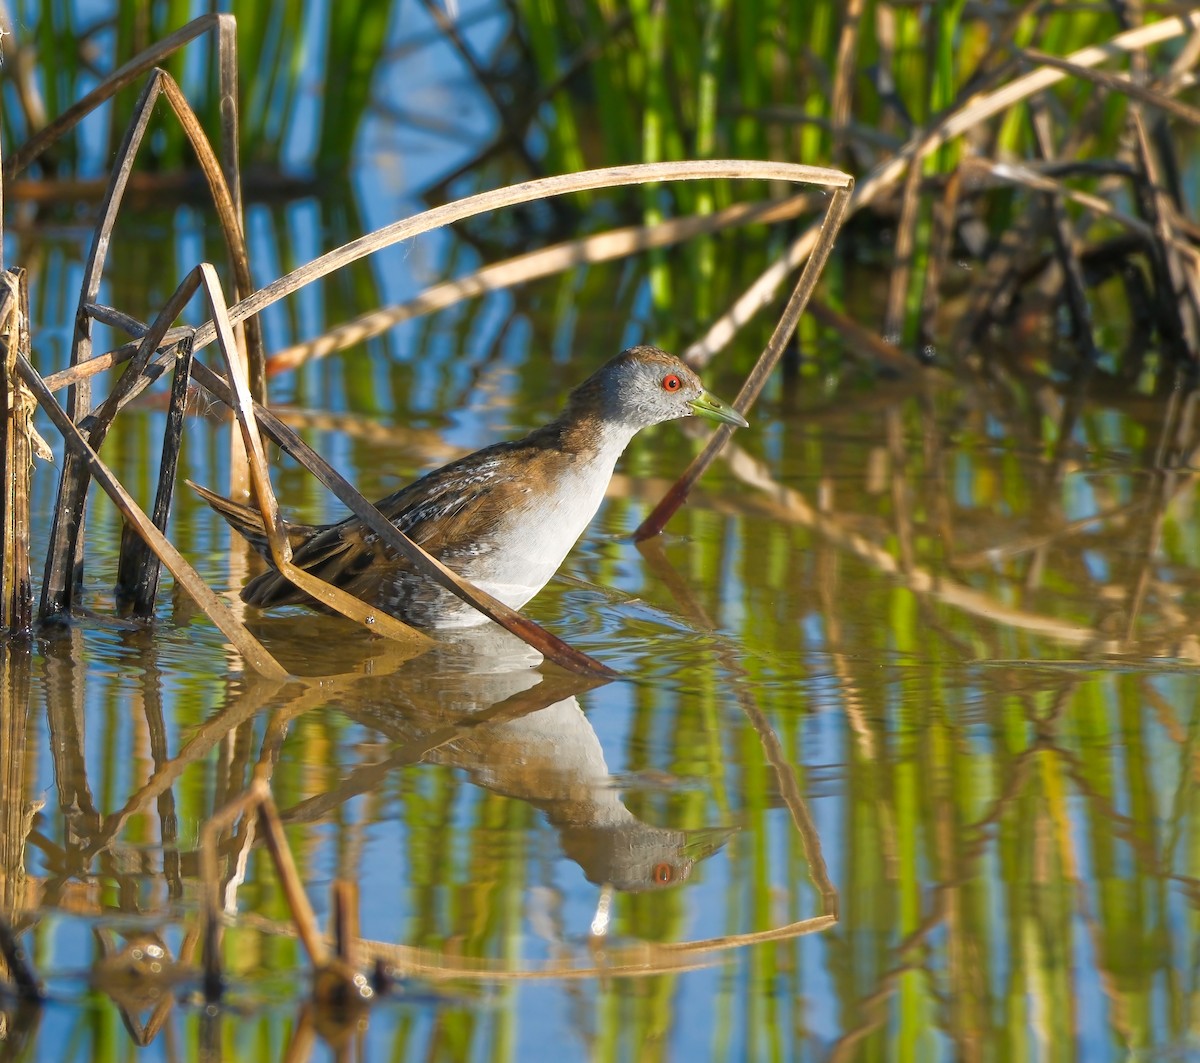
[1021,46,1200,127]
[918,166,965,346]
[807,299,920,376]
[90,160,854,368]
[1027,98,1098,360]
[1130,109,1200,357]
[635,182,853,539]
[266,193,822,377]
[880,148,927,345]
[0,270,35,634]
[829,0,866,160]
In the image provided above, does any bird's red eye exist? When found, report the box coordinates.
[652,862,673,884]
[662,374,682,392]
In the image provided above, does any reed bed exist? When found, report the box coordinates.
[2,4,1200,1055]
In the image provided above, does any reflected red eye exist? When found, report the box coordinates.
[662,374,682,392]
[652,862,674,884]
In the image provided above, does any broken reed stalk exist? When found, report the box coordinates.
[79,159,853,374]
[635,182,853,539]
[0,270,34,634]
[264,192,824,377]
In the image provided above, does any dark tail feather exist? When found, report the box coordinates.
[186,480,273,556]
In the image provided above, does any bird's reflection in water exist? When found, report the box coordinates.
[316,624,735,894]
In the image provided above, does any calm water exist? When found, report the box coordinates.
[6,341,1200,1062]
[6,5,1200,1062]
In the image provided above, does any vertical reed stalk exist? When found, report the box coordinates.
[0,270,34,634]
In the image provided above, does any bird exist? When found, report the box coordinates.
[190,344,748,629]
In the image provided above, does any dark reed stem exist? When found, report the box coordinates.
[115,333,196,618]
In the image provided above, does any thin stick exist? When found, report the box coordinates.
[253,785,328,968]
[1028,97,1097,360]
[635,183,853,539]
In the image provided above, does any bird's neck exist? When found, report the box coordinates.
[549,407,641,466]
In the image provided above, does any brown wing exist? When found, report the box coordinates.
[242,434,550,609]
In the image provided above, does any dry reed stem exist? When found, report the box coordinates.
[1131,109,1200,354]
[266,193,823,377]
[635,182,853,539]
[0,270,35,634]
[13,351,290,680]
[1027,99,1098,359]
[807,299,921,376]
[881,145,927,345]
[115,333,196,615]
[1021,46,1200,126]
[92,160,851,371]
